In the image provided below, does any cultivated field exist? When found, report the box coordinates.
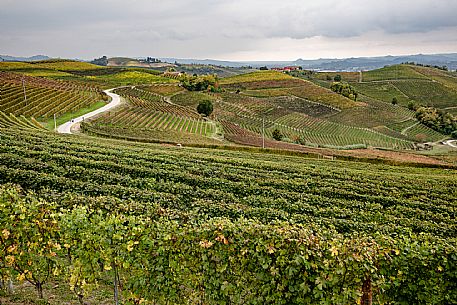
[0,127,455,304]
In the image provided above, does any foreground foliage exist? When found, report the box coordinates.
[0,186,455,305]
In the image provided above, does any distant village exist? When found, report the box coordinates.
[270,66,302,72]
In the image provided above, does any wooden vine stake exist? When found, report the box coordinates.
[361,275,372,305]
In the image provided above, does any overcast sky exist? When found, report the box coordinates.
[1,0,456,61]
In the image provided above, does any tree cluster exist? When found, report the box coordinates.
[90,56,108,66]
[414,106,457,137]
[181,74,218,92]
[402,62,448,71]
[289,70,315,79]
[145,57,161,63]
[330,82,358,101]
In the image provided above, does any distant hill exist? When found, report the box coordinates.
[160,53,457,71]
[294,53,457,71]
[0,55,50,62]
[3,53,456,71]
[108,57,175,68]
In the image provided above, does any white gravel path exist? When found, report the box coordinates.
[443,139,457,148]
[57,88,121,134]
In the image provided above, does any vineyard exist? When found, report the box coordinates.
[401,121,447,142]
[219,70,294,85]
[171,91,216,108]
[327,95,415,128]
[0,72,107,120]
[391,80,457,109]
[81,71,179,89]
[212,71,425,148]
[322,65,457,111]
[0,127,455,304]
[0,60,103,71]
[361,65,430,82]
[137,84,185,96]
[84,86,221,145]
[350,82,412,106]
[0,111,45,129]
[91,107,215,137]
[214,92,415,149]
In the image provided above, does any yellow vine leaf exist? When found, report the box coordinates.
[199,240,214,248]
[2,229,10,239]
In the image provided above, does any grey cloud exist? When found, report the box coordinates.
[215,0,457,39]
[0,0,456,59]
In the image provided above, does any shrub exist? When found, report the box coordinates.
[407,102,417,110]
[272,128,283,141]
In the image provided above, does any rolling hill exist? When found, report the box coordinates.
[1,61,456,156]
[0,59,456,305]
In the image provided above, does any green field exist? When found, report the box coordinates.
[0,127,455,304]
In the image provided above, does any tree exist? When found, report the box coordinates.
[259,66,268,70]
[272,129,283,141]
[326,75,332,81]
[197,100,214,117]
[334,74,342,82]
[391,97,398,105]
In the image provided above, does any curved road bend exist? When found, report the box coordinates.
[57,88,122,134]
[444,139,457,148]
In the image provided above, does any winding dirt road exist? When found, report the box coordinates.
[57,88,121,134]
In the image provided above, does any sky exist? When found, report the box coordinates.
[1,0,457,61]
